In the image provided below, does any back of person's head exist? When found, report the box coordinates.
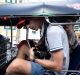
[55,16,79,29]
[17,40,29,49]
[49,16,79,23]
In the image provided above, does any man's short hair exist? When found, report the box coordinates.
[49,16,79,23]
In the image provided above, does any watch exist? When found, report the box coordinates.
[32,59,35,62]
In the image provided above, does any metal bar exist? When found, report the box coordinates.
[0,15,80,25]
[69,73,80,75]
[0,52,6,56]
[76,73,80,75]
[61,70,80,73]
[0,14,80,18]
[0,61,6,67]
[0,57,6,62]
[45,16,80,25]
[9,18,13,47]
[43,14,80,17]
[50,22,80,25]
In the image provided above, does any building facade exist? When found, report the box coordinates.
[0,0,22,4]
[0,0,5,4]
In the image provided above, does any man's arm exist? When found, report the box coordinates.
[34,49,64,72]
[29,48,64,72]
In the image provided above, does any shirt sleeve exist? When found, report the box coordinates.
[47,27,63,52]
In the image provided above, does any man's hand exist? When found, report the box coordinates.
[29,47,35,61]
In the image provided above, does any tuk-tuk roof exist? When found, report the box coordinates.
[0,1,80,16]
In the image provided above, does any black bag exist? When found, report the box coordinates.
[34,22,51,59]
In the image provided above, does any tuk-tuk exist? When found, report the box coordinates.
[0,1,80,75]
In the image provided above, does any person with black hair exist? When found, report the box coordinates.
[64,17,80,71]
[16,40,35,60]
